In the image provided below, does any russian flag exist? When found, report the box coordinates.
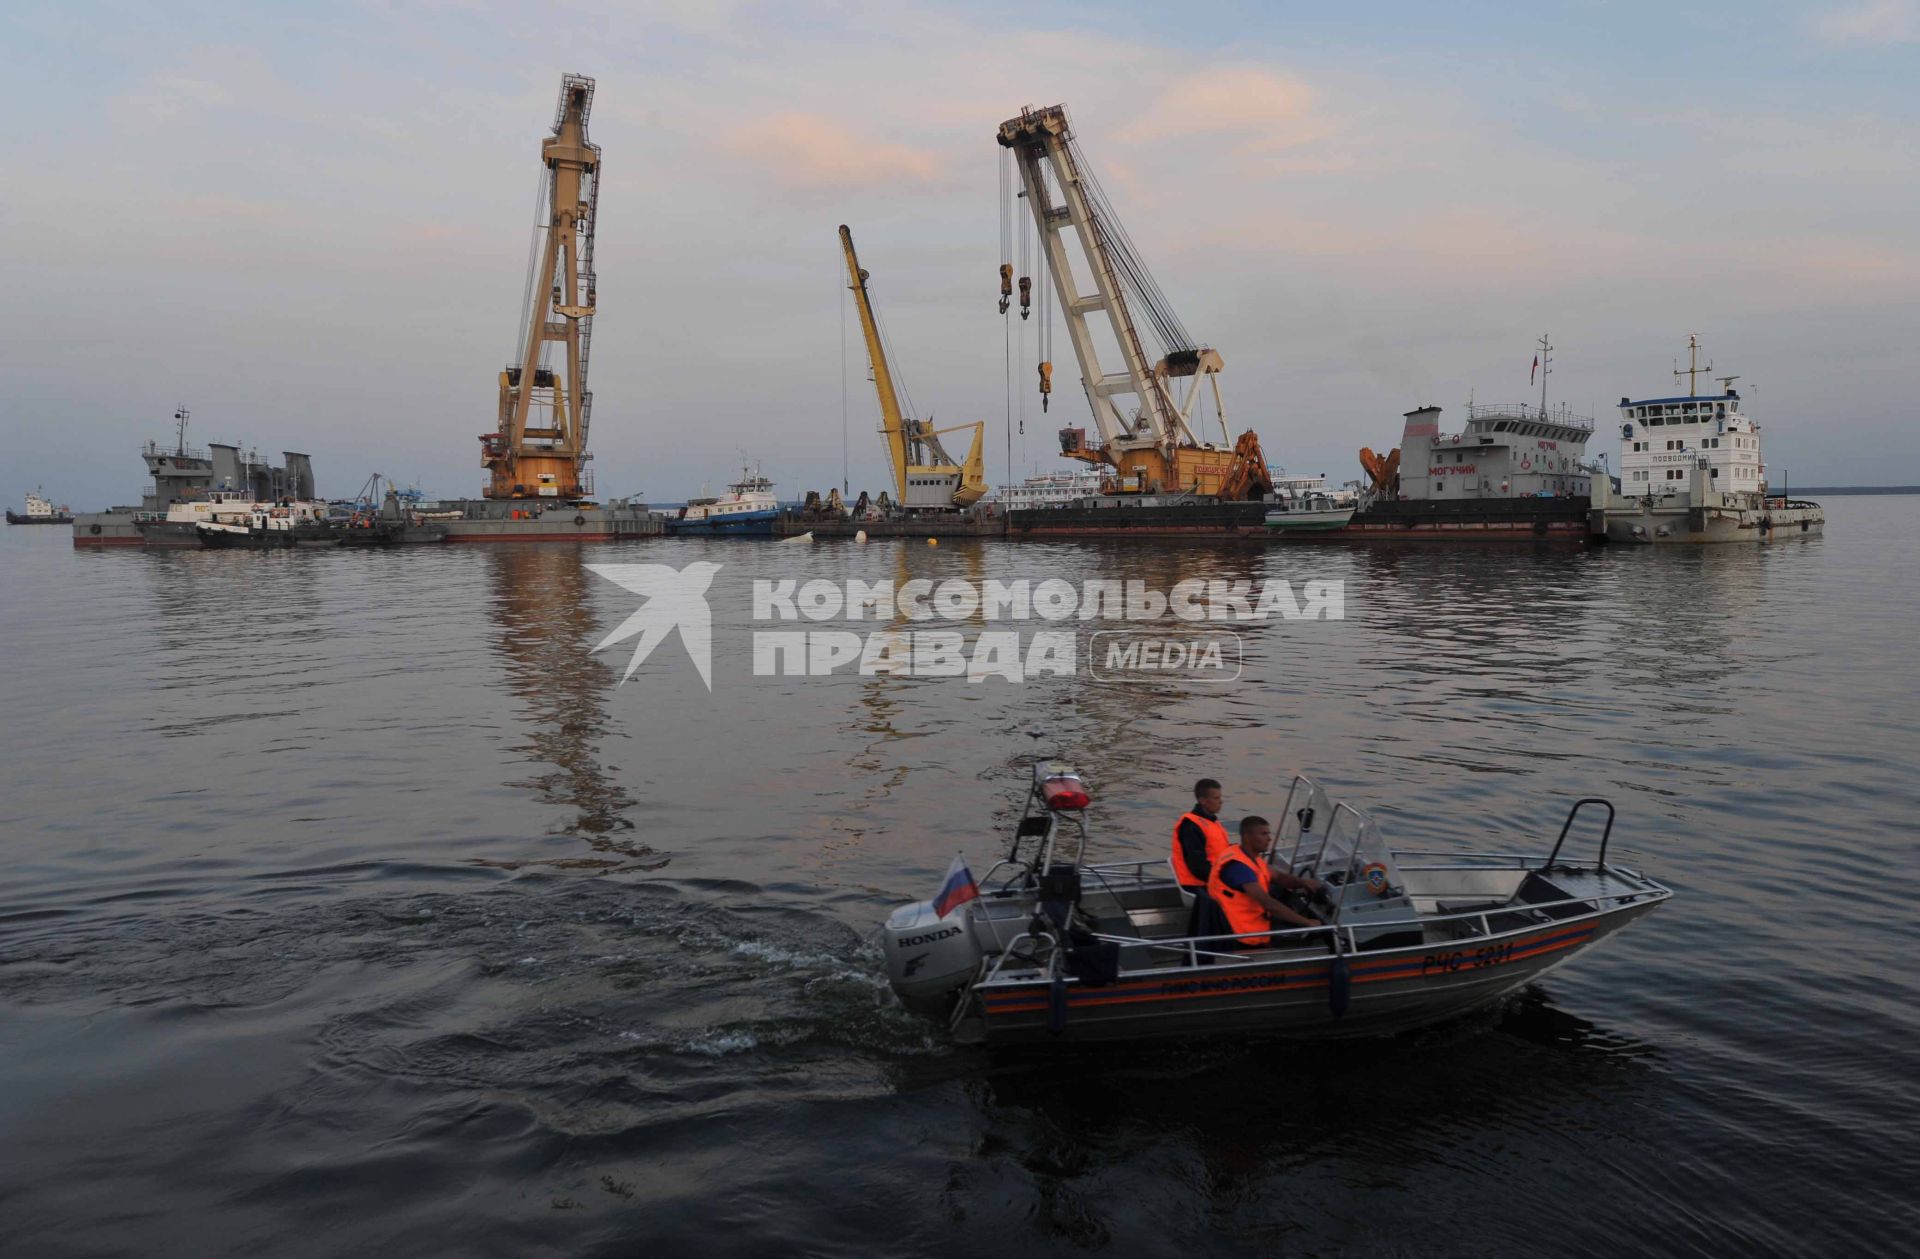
[933,853,979,919]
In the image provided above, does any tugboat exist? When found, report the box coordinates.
[162,492,337,548]
[881,760,1671,1044]
[1594,335,1825,543]
[666,467,780,537]
[7,488,73,525]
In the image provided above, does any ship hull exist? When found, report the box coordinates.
[665,509,779,537]
[396,499,661,543]
[1009,496,1594,542]
[1601,500,1825,544]
[7,513,73,525]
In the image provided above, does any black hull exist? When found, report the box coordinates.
[197,527,340,550]
[7,513,74,525]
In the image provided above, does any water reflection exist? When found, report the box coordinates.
[480,548,661,871]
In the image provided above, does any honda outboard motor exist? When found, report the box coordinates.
[883,901,988,1015]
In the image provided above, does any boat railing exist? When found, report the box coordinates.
[1466,403,1595,432]
[980,878,1672,982]
[1540,797,1615,872]
[144,441,211,462]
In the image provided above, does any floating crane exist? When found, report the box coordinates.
[481,74,601,500]
[996,104,1271,499]
[839,225,986,510]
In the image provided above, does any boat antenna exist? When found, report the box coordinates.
[1717,374,1740,395]
[174,406,190,456]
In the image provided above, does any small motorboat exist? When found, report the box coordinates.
[881,761,1671,1044]
[1263,491,1355,533]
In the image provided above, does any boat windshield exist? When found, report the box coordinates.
[1308,806,1408,900]
[1276,775,1334,875]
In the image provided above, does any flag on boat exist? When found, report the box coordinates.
[1531,354,1540,384]
[933,854,979,918]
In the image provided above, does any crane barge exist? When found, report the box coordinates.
[839,225,986,512]
[405,74,655,541]
[996,104,1272,503]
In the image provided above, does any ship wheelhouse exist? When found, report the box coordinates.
[1615,391,1764,500]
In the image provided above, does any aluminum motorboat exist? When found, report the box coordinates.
[881,762,1671,1044]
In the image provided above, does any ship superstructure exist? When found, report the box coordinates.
[73,408,318,547]
[1393,402,1596,501]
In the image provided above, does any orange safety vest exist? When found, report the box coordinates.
[1170,810,1231,889]
[1207,846,1275,947]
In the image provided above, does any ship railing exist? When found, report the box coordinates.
[144,441,211,462]
[1466,403,1594,432]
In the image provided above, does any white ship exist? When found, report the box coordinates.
[666,468,780,536]
[159,491,335,548]
[7,488,72,525]
[991,468,1105,510]
[1594,337,1824,543]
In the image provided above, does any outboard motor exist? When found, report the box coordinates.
[882,901,988,1015]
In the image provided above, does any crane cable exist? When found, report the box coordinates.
[513,165,550,363]
[1067,137,1195,357]
[1000,148,1012,488]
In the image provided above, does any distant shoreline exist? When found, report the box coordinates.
[1790,486,1920,496]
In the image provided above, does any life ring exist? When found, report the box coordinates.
[1520,455,1532,471]
[573,513,587,526]
[1361,862,1391,896]
[89,523,102,535]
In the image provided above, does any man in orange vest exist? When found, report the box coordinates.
[1207,815,1325,949]
[1171,778,1231,894]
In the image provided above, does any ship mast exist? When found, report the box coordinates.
[1536,333,1553,418]
[173,406,190,457]
[1674,333,1713,398]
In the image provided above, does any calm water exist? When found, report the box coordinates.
[3,502,1916,1256]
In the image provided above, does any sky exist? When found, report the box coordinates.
[2,0,1917,507]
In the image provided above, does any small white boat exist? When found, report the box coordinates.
[882,761,1670,1045]
[1263,491,1355,532]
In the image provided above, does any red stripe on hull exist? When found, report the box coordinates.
[980,926,1597,1015]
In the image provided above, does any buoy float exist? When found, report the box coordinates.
[927,537,939,547]
[854,529,868,543]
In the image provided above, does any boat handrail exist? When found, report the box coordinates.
[1541,798,1615,871]
[980,880,1672,982]
[980,928,1063,986]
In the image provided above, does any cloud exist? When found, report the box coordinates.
[721,112,941,191]
[106,73,234,132]
[1814,0,1919,44]
[1120,67,1326,153]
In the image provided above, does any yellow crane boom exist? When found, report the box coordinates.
[838,225,985,510]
